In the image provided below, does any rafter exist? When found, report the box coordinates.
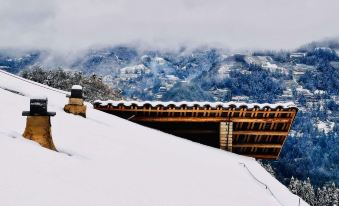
[233,131,288,136]
[232,144,282,148]
[131,116,292,123]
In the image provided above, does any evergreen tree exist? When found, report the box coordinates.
[301,178,315,206]
[316,187,328,206]
[289,176,302,195]
[289,177,339,206]
[328,183,339,206]
[20,66,121,102]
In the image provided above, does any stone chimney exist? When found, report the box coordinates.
[22,98,57,151]
[64,85,87,117]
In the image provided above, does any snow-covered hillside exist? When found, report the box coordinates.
[0,70,307,206]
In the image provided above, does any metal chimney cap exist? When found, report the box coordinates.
[66,85,85,99]
[22,98,56,116]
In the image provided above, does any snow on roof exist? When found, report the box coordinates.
[72,85,83,90]
[94,100,297,109]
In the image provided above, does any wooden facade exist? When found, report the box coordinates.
[94,101,298,160]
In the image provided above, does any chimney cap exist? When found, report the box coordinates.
[22,98,56,116]
[66,85,85,99]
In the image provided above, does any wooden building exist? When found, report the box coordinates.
[94,101,298,160]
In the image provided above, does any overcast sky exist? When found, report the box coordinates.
[1,0,339,52]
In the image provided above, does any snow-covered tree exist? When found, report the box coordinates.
[300,178,315,205]
[20,66,121,102]
[327,183,339,206]
[289,176,302,195]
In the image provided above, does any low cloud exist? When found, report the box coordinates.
[1,0,339,52]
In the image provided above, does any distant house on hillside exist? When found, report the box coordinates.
[278,89,293,101]
[290,52,306,59]
[292,64,316,81]
[159,75,179,90]
[331,95,339,104]
[243,55,273,66]
[209,88,231,101]
[295,86,315,103]
[119,64,151,80]
[243,55,287,73]
[232,95,250,102]
[158,86,167,93]
[217,64,232,78]
[330,61,339,69]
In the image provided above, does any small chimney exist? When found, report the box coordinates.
[22,98,57,151]
[64,85,87,117]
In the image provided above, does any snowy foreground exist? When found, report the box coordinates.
[0,70,307,206]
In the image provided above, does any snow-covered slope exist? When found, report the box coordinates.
[0,70,307,206]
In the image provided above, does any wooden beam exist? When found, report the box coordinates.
[232,144,282,148]
[241,154,279,160]
[131,116,292,123]
[227,122,233,151]
[233,131,288,136]
[219,122,227,150]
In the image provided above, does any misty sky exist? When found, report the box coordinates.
[1,0,339,51]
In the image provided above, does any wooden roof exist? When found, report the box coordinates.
[94,100,298,160]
